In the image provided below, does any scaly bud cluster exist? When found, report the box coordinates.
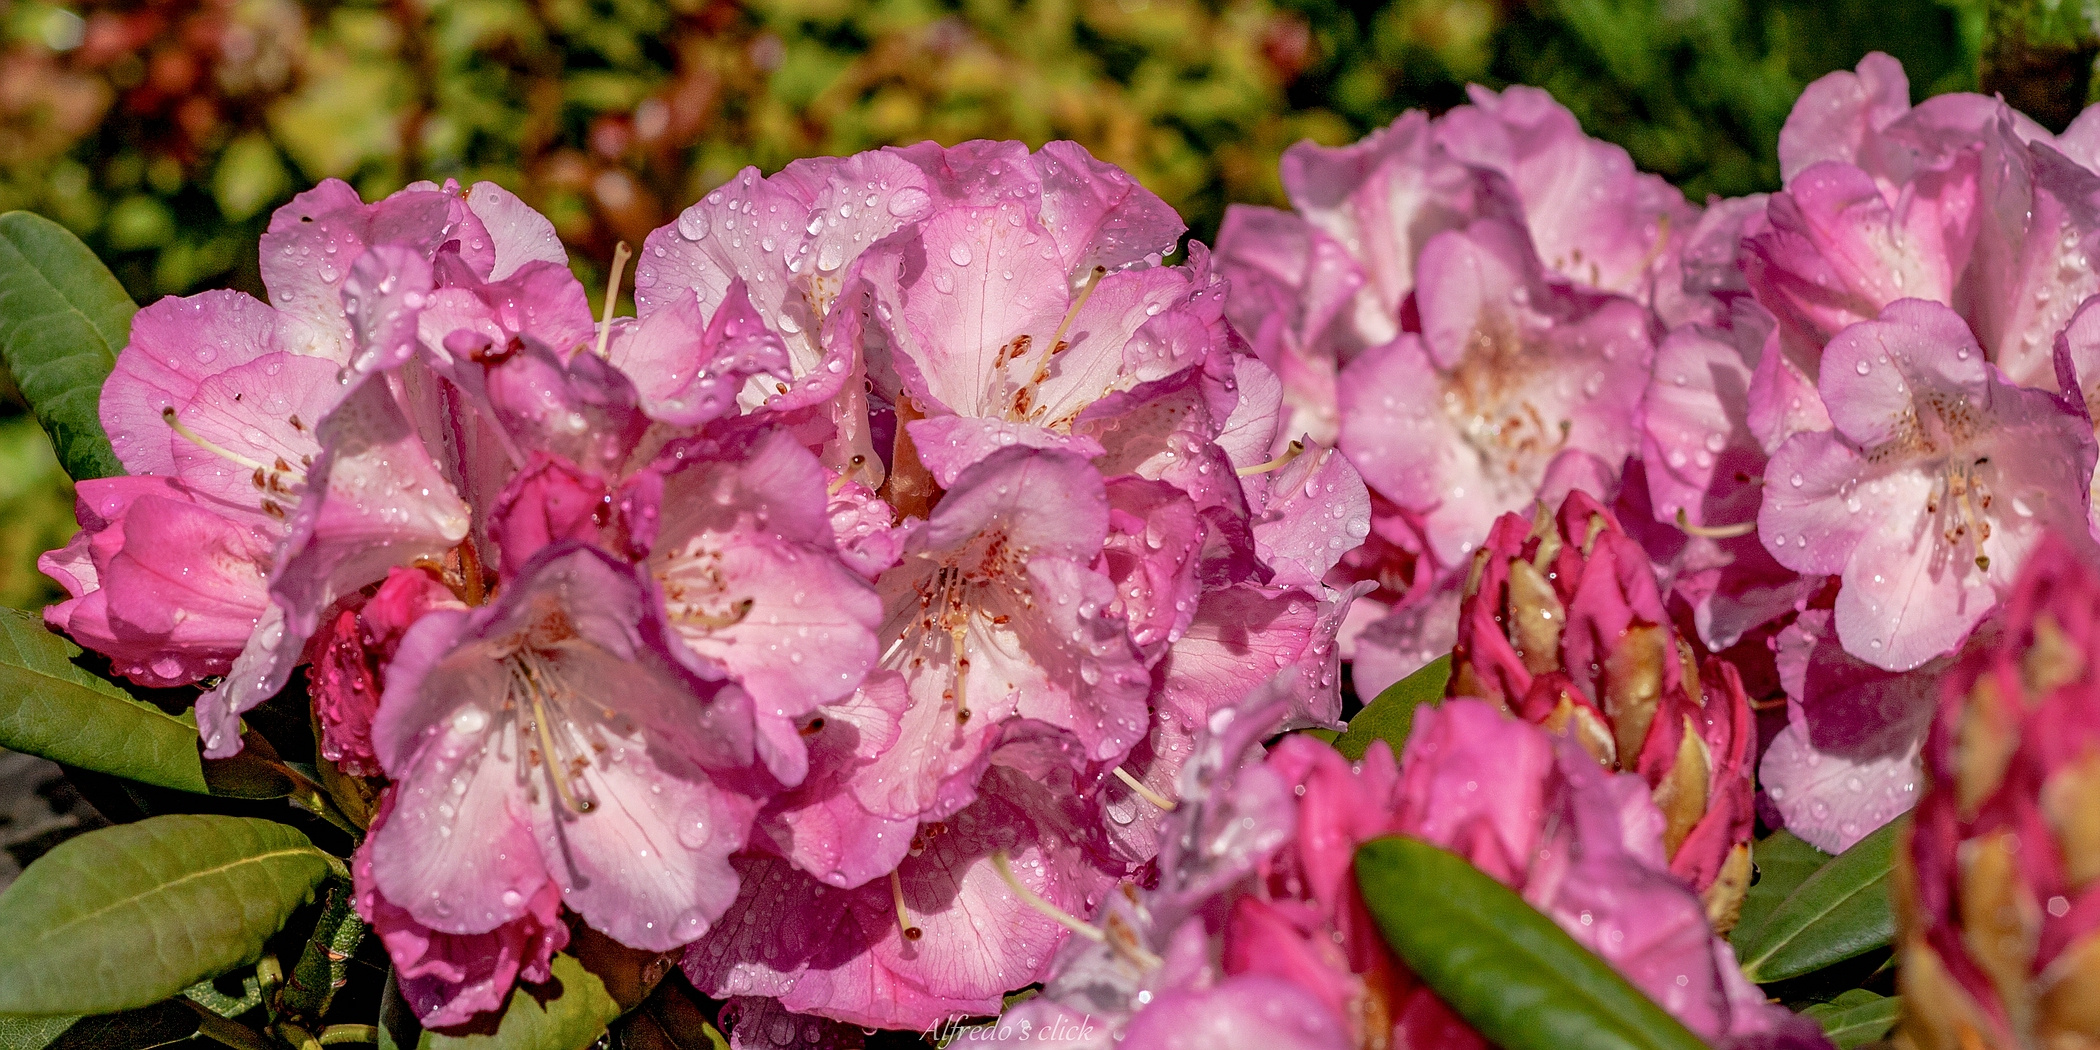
[1449,491,1756,929]
[1896,539,2100,1050]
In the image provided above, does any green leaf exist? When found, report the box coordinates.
[0,815,333,1015]
[0,211,133,482]
[1333,654,1450,760]
[0,1014,77,1050]
[1355,835,1708,1050]
[1,1001,206,1050]
[1731,830,1831,943]
[0,607,208,794]
[393,956,622,1050]
[1731,818,1903,984]
[1801,989,1902,1049]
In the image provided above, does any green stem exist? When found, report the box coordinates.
[318,1025,381,1046]
[276,1020,324,1050]
[279,881,368,1023]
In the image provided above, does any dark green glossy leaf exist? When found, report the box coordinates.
[1732,818,1902,984]
[0,212,132,482]
[0,608,207,794]
[1355,836,1707,1050]
[0,815,332,1015]
[388,955,621,1050]
[1801,989,1902,1049]
[1334,655,1450,760]
[1731,830,1831,944]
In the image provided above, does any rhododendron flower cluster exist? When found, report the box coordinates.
[40,142,1368,1032]
[1003,680,1819,1049]
[41,37,2100,1050]
[1216,50,2100,860]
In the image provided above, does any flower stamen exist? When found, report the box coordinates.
[1111,766,1177,811]
[890,869,922,942]
[991,850,1103,942]
[512,651,597,816]
[1236,440,1306,478]
[1674,508,1757,540]
[163,406,305,484]
[594,241,631,359]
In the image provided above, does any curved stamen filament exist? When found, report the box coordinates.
[890,869,922,942]
[1046,265,1109,357]
[594,241,632,360]
[1674,508,1757,540]
[1236,440,1306,478]
[1111,766,1177,811]
[163,406,301,481]
[512,652,596,816]
[991,850,1103,943]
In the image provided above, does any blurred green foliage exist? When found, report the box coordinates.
[0,0,2007,610]
[2,0,1988,304]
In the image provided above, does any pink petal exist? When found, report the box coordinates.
[905,416,1106,490]
[354,794,567,1029]
[1246,443,1372,590]
[1777,52,1911,179]
[101,289,285,478]
[1033,140,1186,275]
[464,181,567,280]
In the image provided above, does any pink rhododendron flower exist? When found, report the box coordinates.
[48,141,1370,1036]
[1748,52,2100,389]
[360,545,761,957]
[1758,298,2098,671]
[1336,216,1652,568]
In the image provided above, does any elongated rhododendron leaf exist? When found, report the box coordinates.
[1731,818,1900,983]
[1355,835,1709,1050]
[1334,655,1449,760]
[1803,990,1901,1049]
[0,815,332,1016]
[0,211,131,482]
[1732,831,1831,943]
[0,607,207,794]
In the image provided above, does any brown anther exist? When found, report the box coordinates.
[252,467,268,489]
[289,414,304,432]
[800,717,827,736]
[261,500,287,520]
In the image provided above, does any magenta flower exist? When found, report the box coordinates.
[684,768,1116,1030]
[854,447,1149,825]
[42,180,524,754]
[1432,84,1696,300]
[641,428,885,786]
[1758,298,2098,670]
